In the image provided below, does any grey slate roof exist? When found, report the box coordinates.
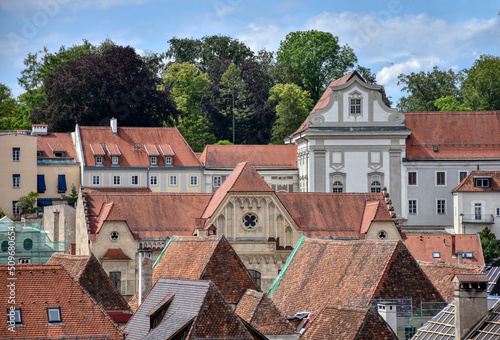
[483,266,500,295]
[124,279,210,340]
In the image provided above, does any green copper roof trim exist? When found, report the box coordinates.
[152,236,175,269]
[266,235,306,298]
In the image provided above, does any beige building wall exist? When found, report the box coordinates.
[42,204,76,253]
[365,221,402,241]
[0,133,38,217]
[37,164,80,199]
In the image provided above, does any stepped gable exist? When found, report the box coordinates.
[235,289,297,336]
[0,264,124,339]
[270,238,443,316]
[301,304,398,340]
[404,111,500,160]
[152,236,259,305]
[202,162,273,219]
[48,253,131,312]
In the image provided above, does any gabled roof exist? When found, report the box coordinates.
[152,236,260,305]
[125,279,264,340]
[405,111,500,160]
[101,248,131,260]
[37,132,78,159]
[85,192,212,238]
[0,264,124,339]
[405,234,484,265]
[453,171,500,192]
[202,162,273,219]
[301,304,398,340]
[78,125,201,167]
[419,262,483,302]
[269,238,443,316]
[235,289,297,336]
[47,253,131,312]
[199,144,298,169]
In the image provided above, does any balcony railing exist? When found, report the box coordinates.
[462,214,495,224]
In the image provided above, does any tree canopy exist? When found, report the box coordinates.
[462,55,500,111]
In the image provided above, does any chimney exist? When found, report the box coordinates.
[110,118,118,135]
[453,274,488,340]
[377,302,398,335]
[138,250,153,304]
[32,124,48,135]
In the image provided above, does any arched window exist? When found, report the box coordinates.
[371,181,382,193]
[332,181,343,193]
[249,270,261,289]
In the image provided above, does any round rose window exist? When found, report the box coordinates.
[242,213,259,230]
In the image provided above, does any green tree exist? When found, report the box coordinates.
[357,66,392,107]
[462,55,500,110]
[214,139,233,145]
[277,30,357,102]
[434,96,471,111]
[0,84,31,130]
[479,226,500,266]
[16,192,39,215]
[269,83,313,144]
[397,66,460,112]
[61,184,78,207]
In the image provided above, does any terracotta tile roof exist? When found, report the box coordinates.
[125,279,263,340]
[104,143,121,156]
[82,187,152,194]
[404,111,500,159]
[101,248,131,260]
[37,133,78,159]
[453,171,500,192]
[270,238,443,316]
[90,143,106,156]
[419,262,483,302]
[301,304,398,340]
[199,144,298,168]
[158,143,175,156]
[277,193,393,237]
[405,234,484,265]
[235,289,297,336]
[153,236,260,305]
[79,125,201,167]
[202,162,273,219]
[47,253,131,312]
[0,264,124,339]
[85,192,212,238]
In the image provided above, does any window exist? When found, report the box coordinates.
[165,156,172,165]
[475,203,482,220]
[111,156,119,165]
[437,199,446,214]
[408,172,417,185]
[150,175,158,186]
[459,171,468,182]
[496,208,500,217]
[169,175,178,187]
[12,201,20,216]
[37,151,43,158]
[249,270,261,289]
[409,200,417,214]
[113,175,121,186]
[242,212,258,230]
[109,272,121,292]
[7,308,22,325]
[150,157,157,166]
[95,156,103,165]
[54,151,64,157]
[350,98,361,114]
[378,231,387,240]
[58,174,67,193]
[213,176,222,187]
[12,148,20,162]
[189,175,198,186]
[332,181,343,193]
[370,181,382,193]
[432,252,440,258]
[464,252,473,259]
[110,231,119,241]
[18,258,31,264]
[37,174,46,193]
[475,178,491,187]
[47,307,61,323]
[92,175,101,186]
[12,174,20,188]
[149,295,174,331]
[23,238,33,251]
[131,175,139,186]
[436,172,446,186]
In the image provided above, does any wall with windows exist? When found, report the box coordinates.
[454,191,500,237]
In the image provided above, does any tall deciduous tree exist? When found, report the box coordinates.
[0,84,31,130]
[479,226,500,266]
[31,46,179,132]
[277,30,357,102]
[269,83,313,144]
[462,55,500,111]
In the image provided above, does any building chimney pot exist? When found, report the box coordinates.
[377,302,398,335]
[110,118,118,135]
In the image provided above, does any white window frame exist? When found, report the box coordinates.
[437,199,446,215]
[169,175,178,187]
[112,175,122,186]
[131,175,139,186]
[12,202,20,216]
[165,156,172,165]
[12,148,20,162]
[111,156,119,165]
[408,199,417,214]
[213,176,222,187]
[435,171,446,186]
[150,175,158,186]
[150,157,157,166]
[92,175,101,186]
[12,174,20,188]
[189,175,199,186]
[350,98,361,115]
[408,171,417,186]
[95,156,103,165]
[474,202,483,220]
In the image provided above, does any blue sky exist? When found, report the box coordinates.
[1,0,499,105]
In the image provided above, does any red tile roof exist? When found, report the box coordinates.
[153,236,260,305]
[405,111,500,159]
[404,234,484,265]
[101,248,131,260]
[37,133,78,159]
[79,126,201,167]
[85,192,212,238]
[419,262,483,302]
[235,289,297,336]
[199,145,298,169]
[0,264,124,339]
[301,304,398,340]
[270,238,443,315]
[453,171,500,192]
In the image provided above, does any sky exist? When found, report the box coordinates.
[0,0,499,106]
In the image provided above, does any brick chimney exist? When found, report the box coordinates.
[453,274,488,340]
[110,118,118,135]
[138,250,153,303]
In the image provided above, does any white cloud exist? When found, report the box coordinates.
[237,23,286,52]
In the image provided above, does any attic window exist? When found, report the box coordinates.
[47,307,61,323]
[112,156,119,165]
[149,293,175,331]
[110,231,119,241]
[433,252,440,258]
[165,156,172,165]
[150,157,157,166]
[464,252,473,258]
[378,231,387,240]
[95,156,103,166]
[53,151,65,157]
[7,307,22,325]
[474,178,491,188]
[37,151,43,158]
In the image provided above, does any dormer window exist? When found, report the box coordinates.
[47,307,61,323]
[112,156,119,165]
[37,151,43,158]
[165,156,172,165]
[149,293,174,330]
[433,252,440,258]
[475,177,491,188]
[53,151,65,157]
[150,157,157,166]
[95,156,103,165]
[7,307,22,325]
